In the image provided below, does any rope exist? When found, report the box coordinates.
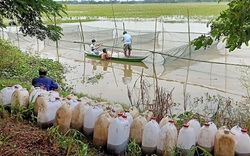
[49,39,250,68]
[150,50,250,68]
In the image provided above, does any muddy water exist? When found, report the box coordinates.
[8,20,250,114]
[72,22,248,110]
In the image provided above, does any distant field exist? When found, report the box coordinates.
[62,2,228,19]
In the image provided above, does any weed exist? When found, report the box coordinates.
[172,111,198,127]
[237,63,250,99]
[125,139,141,156]
[128,70,174,122]
[85,73,104,84]
[0,133,12,143]
[9,102,37,123]
[22,103,37,123]
[128,70,152,112]
[0,104,8,118]
[172,145,212,156]
[48,126,88,155]
[153,87,175,122]
[10,104,24,120]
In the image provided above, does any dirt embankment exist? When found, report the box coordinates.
[0,116,63,156]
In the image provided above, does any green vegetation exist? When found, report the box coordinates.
[0,38,68,93]
[125,139,142,156]
[0,105,8,118]
[238,64,250,99]
[0,0,66,41]
[48,126,88,155]
[192,0,250,52]
[54,2,228,21]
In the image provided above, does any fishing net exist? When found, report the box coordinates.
[6,30,38,53]
[155,42,220,76]
[40,23,163,61]
[3,22,218,65]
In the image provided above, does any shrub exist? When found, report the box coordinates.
[0,38,69,93]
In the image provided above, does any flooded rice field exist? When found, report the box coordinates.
[5,20,250,114]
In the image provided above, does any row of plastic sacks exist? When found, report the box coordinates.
[1,85,250,156]
[46,94,249,156]
[0,85,30,106]
[99,113,250,156]
[155,117,250,156]
[0,85,146,135]
[178,116,250,156]
[0,85,128,129]
[0,84,60,106]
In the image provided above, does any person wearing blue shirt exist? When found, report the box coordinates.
[32,68,58,91]
[122,31,132,58]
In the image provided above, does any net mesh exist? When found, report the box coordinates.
[4,23,216,64]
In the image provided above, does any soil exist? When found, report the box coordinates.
[0,115,64,156]
[0,114,114,156]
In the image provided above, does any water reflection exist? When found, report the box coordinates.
[81,44,246,109]
[85,56,148,86]
[91,60,110,71]
[122,65,132,85]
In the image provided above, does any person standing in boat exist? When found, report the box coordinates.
[122,31,132,58]
[100,48,109,61]
[90,39,102,55]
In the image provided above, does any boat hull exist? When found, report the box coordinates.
[85,52,148,62]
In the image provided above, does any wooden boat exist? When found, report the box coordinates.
[84,51,148,62]
[88,57,149,70]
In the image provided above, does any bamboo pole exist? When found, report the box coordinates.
[224,43,228,94]
[183,9,191,112]
[111,3,118,54]
[1,28,4,39]
[16,25,20,48]
[36,38,39,54]
[123,22,125,31]
[83,48,86,84]
[79,19,85,51]
[111,61,119,87]
[110,3,119,87]
[153,18,159,109]
[54,15,59,62]
[161,19,164,54]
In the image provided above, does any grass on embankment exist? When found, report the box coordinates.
[0,38,68,94]
[61,2,228,19]
[44,2,229,24]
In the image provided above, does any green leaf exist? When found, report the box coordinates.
[192,0,250,52]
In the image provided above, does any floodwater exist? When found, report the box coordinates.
[6,20,250,114]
